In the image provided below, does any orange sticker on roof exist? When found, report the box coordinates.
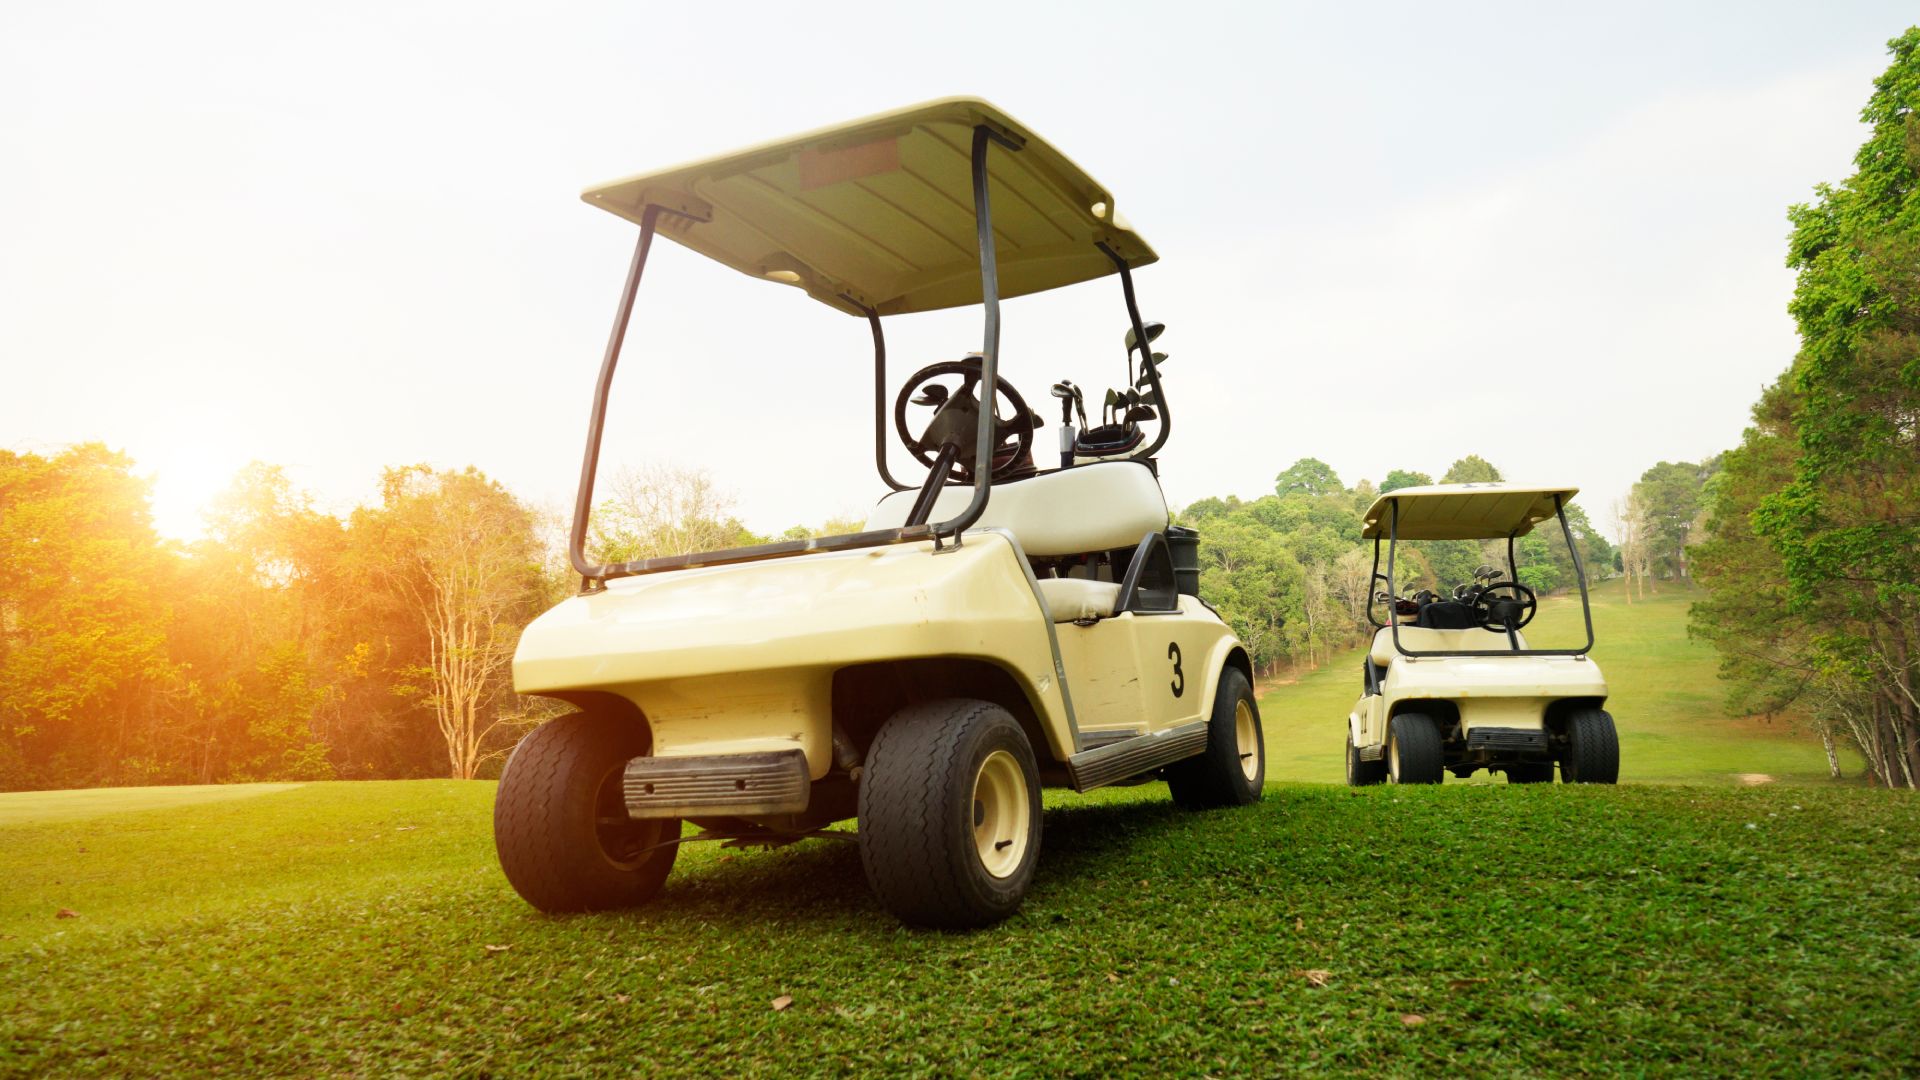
[796,138,901,190]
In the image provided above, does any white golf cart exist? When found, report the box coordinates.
[493,99,1262,928]
[1344,484,1620,786]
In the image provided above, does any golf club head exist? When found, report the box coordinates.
[1136,351,1169,387]
[1123,321,1166,353]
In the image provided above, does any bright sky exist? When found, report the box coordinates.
[3,2,1911,541]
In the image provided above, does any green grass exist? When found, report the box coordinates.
[2,780,1916,1076]
[1258,579,1854,785]
[0,782,303,826]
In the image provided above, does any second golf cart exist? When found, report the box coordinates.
[1344,483,1621,786]
[493,98,1262,929]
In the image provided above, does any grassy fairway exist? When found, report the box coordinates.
[3,780,1916,1076]
[1258,579,1851,785]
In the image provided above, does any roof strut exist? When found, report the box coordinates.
[923,124,1022,546]
[561,130,1032,588]
[569,204,660,593]
[1096,241,1171,463]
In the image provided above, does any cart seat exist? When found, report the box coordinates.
[1034,577,1122,622]
[1370,626,1527,666]
[863,461,1169,558]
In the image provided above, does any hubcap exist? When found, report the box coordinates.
[1234,700,1260,783]
[593,763,663,869]
[1388,737,1401,782]
[971,750,1030,879]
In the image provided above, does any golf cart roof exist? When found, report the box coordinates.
[581,97,1157,317]
[1360,483,1580,541]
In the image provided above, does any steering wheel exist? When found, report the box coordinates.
[894,359,1036,482]
[1479,582,1538,631]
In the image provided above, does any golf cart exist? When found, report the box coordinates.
[1343,484,1620,786]
[493,99,1262,929]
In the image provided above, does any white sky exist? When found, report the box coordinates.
[2,1,1911,541]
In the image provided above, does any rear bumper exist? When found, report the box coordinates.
[1465,726,1550,755]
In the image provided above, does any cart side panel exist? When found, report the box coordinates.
[513,534,1075,774]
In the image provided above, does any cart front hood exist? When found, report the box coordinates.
[513,533,1073,772]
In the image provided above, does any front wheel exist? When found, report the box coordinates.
[858,699,1042,928]
[1387,713,1444,784]
[1346,731,1387,786]
[1167,668,1265,808]
[1561,708,1620,784]
[493,712,680,913]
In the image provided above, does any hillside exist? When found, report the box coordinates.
[1257,579,1851,785]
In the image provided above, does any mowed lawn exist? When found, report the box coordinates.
[1257,579,1853,785]
[2,779,1917,1076]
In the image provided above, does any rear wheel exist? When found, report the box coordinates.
[858,699,1042,928]
[1506,762,1555,784]
[1167,668,1265,808]
[1561,708,1620,784]
[1387,713,1443,784]
[493,712,680,913]
[1346,731,1386,786]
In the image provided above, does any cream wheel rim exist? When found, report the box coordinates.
[1389,736,1400,782]
[1234,700,1260,783]
[971,750,1030,879]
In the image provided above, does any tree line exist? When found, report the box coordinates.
[0,449,844,791]
[3,440,1667,792]
[1689,28,1920,788]
[1177,454,1621,674]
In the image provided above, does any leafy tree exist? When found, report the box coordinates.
[590,464,763,563]
[1273,457,1342,498]
[1399,540,1486,593]
[0,446,177,789]
[357,466,549,780]
[1696,28,1920,787]
[1380,469,1431,493]
[1513,533,1563,593]
[1178,495,1241,522]
[1195,517,1306,672]
[1690,378,1833,765]
[1633,460,1714,578]
[1440,456,1502,484]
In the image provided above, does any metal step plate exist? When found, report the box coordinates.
[623,750,810,819]
[1066,721,1209,791]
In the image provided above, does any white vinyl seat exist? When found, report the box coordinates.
[1034,577,1122,623]
[1370,626,1527,667]
[863,461,1169,558]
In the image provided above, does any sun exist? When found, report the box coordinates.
[143,445,244,542]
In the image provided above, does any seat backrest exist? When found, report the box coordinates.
[1370,625,1527,667]
[863,461,1169,557]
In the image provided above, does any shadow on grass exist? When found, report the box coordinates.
[558,788,1206,932]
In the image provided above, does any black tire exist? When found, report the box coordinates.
[857,699,1042,929]
[1346,731,1387,786]
[493,712,679,913]
[1167,668,1265,808]
[1561,708,1620,784]
[1387,713,1444,784]
[1506,762,1555,784]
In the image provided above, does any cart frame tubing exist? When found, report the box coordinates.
[1368,495,1596,658]
[566,126,1020,590]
